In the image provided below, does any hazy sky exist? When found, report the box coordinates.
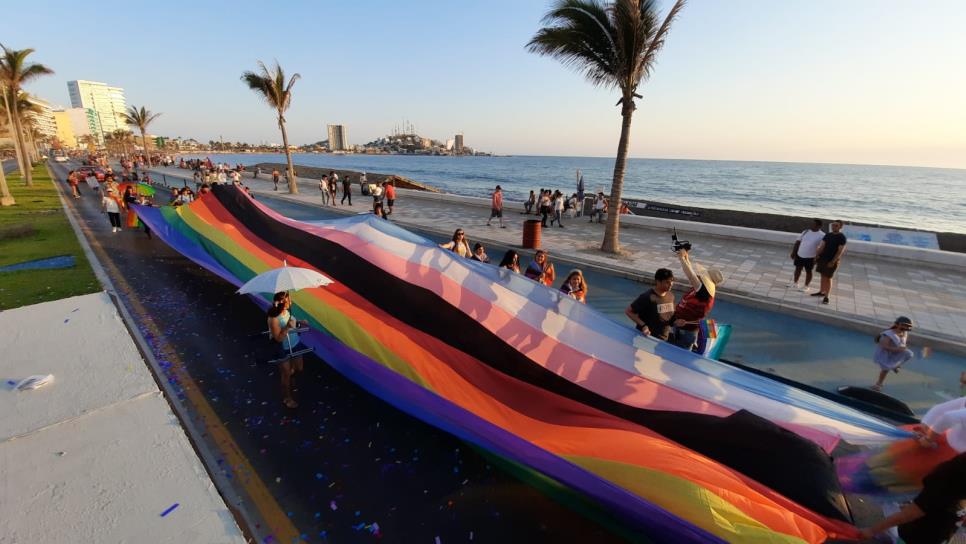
[6,0,966,168]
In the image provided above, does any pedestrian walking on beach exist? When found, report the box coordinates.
[440,229,472,257]
[341,175,352,206]
[499,250,521,273]
[486,185,505,227]
[102,188,122,233]
[790,219,825,292]
[671,249,723,351]
[524,190,536,215]
[525,250,556,286]
[560,270,587,303]
[267,291,305,409]
[871,316,915,391]
[253,166,260,179]
[625,268,676,341]
[539,191,552,227]
[319,175,329,206]
[272,169,280,190]
[384,181,396,216]
[328,175,338,205]
[552,190,565,228]
[812,220,847,305]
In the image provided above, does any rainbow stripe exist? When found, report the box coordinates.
[134,187,884,542]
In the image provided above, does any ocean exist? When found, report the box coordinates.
[181,153,966,234]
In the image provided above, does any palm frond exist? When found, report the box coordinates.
[637,0,686,82]
[527,0,621,89]
[241,60,299,114]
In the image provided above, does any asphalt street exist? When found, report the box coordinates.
[49,162,626,543]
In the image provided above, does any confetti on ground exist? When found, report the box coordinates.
[160,503,179,517]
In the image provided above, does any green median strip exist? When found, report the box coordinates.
[0,164,99,309]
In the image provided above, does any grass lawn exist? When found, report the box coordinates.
[0,164,100,309]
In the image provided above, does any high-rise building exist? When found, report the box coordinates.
[25,96,57,140]
[454,133,464,154]
[52,110,77,148]
[67,80,128,138]
[327,124,348,151]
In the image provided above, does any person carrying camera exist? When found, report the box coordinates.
[671,248,724,351]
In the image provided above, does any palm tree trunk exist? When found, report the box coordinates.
[0,159,14,206]
[10,98,33,186]
[2,88,26,181]
[601,103,635,253]
[278,117,298,194]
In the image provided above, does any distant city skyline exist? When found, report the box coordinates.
[4,1,966,169]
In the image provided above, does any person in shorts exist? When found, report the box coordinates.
[812,220,847,305]
[486,185,505,228]
[267,291,306,409]
[384,180,396,215]
[789,219,825,292]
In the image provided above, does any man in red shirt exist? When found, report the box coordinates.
[671,248,723,351]
[384,181,396,216]
[486,185,505,228]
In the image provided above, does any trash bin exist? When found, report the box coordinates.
[522,219,542,249]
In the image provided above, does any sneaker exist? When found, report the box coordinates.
[810,292,825,297]
[822,296,830,304]
[788,282,799,289]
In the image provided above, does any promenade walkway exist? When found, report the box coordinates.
[0,292,245,543]
[150,166,966,355]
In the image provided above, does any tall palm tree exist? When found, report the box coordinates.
[1,90,40,173]
[121,105,161,166]
[241,61,300,193]
[528,0,685,253]
[0,45,54,187]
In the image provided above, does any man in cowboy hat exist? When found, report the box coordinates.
[671,248,724,351]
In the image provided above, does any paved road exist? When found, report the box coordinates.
[50,162,625,543]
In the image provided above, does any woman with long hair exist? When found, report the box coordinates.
[560,269,587,303]
[498,250,521,273]
[439,228,471,257]
[267,291,305,408]
[525,250,555,286]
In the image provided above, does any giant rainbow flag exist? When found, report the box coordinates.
[135,186,912,542]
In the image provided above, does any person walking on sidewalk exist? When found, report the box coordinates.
[319,174,330,206]
[328,174,338,205]
[267,291,305,409]
[486,185,505,227]
[812,220,848,305]
[384,180,396,216]
[789,219,825,292]
[552,190,565,228]
[341,175,352,206]
[626,268,676,341]
[539,191,552,227]
[272,169,280,190]
[871,316,915,391]
[102,188,122,233]
[524,190,536,215]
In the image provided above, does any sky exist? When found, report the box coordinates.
[5,0,966,169]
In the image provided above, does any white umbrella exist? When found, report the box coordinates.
[237,264,333,295]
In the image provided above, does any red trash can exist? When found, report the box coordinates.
[522,219,542,249]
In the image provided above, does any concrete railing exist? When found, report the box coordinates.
[395,187,966,270]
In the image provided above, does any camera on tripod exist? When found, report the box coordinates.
[671,228,691,253]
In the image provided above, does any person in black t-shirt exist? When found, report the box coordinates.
[812,220,847,305]
[625,268,676,341]
[861,452,966,544]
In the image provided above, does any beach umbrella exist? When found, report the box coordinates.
[118,182,156,196]
[237,263,333,295]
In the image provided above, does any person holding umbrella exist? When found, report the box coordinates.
[267,291,305,409]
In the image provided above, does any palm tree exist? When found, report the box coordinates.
[241,61,300,193]
[1,90,41,173]
[0,45,54,187]
[121,105,161,166]
[78,134,98,153]
[528,0,685,253]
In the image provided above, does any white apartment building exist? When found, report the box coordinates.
[67,80,128,138]
[26,96,57,140]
